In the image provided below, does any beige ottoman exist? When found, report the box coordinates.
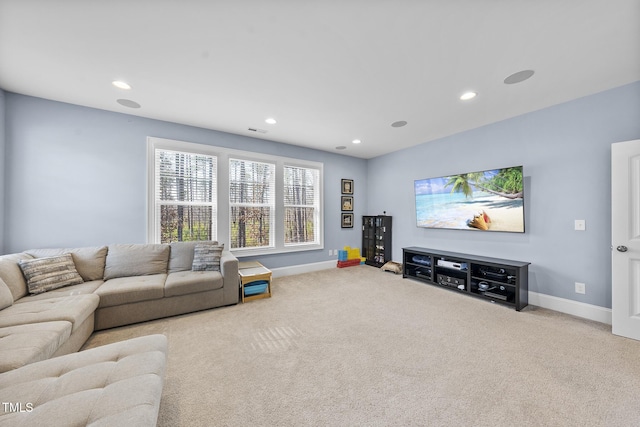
[0,334,167,426]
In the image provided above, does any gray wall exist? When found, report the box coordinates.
[3,82,640,307]
[2,93,366,269]
[366,81,640,309]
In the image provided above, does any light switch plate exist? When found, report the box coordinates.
[575,220,586,231]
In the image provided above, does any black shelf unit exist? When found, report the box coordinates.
[402,246,529,311]
[362,215,392,267]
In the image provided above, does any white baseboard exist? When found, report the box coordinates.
[270,260,336,278]
[528,291,612,325]
[270,263,612,325]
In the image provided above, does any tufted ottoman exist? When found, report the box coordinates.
[0,334,167,426]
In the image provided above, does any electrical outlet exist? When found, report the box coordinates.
[328,249,332,256]
[575,282,586,294]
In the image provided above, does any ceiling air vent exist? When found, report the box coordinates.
[248,127,267,133]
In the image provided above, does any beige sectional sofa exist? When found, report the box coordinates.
[0,241,238,373]
[0,241,238,426]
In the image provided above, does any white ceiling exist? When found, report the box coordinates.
[0,1,638,159]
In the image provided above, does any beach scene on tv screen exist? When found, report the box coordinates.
[415,166,524,232]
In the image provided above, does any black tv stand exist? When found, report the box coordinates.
[402,247,530,311]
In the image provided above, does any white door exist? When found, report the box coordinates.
[612,139,640,341]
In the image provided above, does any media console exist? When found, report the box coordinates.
[402,246,530,311]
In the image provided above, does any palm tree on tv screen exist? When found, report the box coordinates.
[445,168,523,200]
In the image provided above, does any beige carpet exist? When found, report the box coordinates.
[83,266,640,427]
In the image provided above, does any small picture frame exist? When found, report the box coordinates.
[341,213,354,228]
[341,196,353,212]
[341,179,354,195]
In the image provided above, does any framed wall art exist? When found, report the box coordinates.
[341,213,354,228]
[341,179,354,195]
[341,196,353,212]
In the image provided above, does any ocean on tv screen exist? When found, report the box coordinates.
[414,166,524,233]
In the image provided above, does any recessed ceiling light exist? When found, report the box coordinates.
[504,70,535,85]
[265,118,277,125]
[352,139,361,144]
[112,80,131,90]
[460,91,477,101]
[391,121,407,128]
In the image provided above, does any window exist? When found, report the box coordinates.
[284,165,320,246]
[151,147,217,244]
[148,137,323,256]
[229,158,275,250]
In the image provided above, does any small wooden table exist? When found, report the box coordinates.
[238,261,272,303]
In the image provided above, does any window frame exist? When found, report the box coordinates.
[148,141,218,245]
[147,137,324,257]
[228,157,276,251]
[283,164,321,248]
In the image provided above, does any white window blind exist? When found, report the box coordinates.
[284,165,320,245]
[229,158,275,250]
[149,136,323,255]
[154,149,217,243]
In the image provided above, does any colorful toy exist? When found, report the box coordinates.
[337,246,364,268]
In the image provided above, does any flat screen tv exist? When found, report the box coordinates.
[414,165,524,233]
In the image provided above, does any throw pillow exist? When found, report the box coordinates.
[192,243,224,272]
[18,254,84,295]
[0,277,13,310]
[25,246,108,281]
[168,241,218,273]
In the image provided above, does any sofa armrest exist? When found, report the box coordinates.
[220,250,239,305]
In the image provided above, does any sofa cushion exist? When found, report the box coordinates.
[95,274,166,308]
[0,321,73,373]
[168,241,218,273]
[192,243,224,271]
[165,271,224,297]
[0,334,167,427]
[14,280,103,303]
[0,253,34,301]
[104,244,170,280]
[0,278,13,310]
[18,254,84,295]
[0,294,99,332]
[25,246,108,282]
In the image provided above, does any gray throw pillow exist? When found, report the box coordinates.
[192,243,224,272]
[18,254,84,295]
[25,246,108,282]
[0,277,13,310]
[168,241,218,273]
